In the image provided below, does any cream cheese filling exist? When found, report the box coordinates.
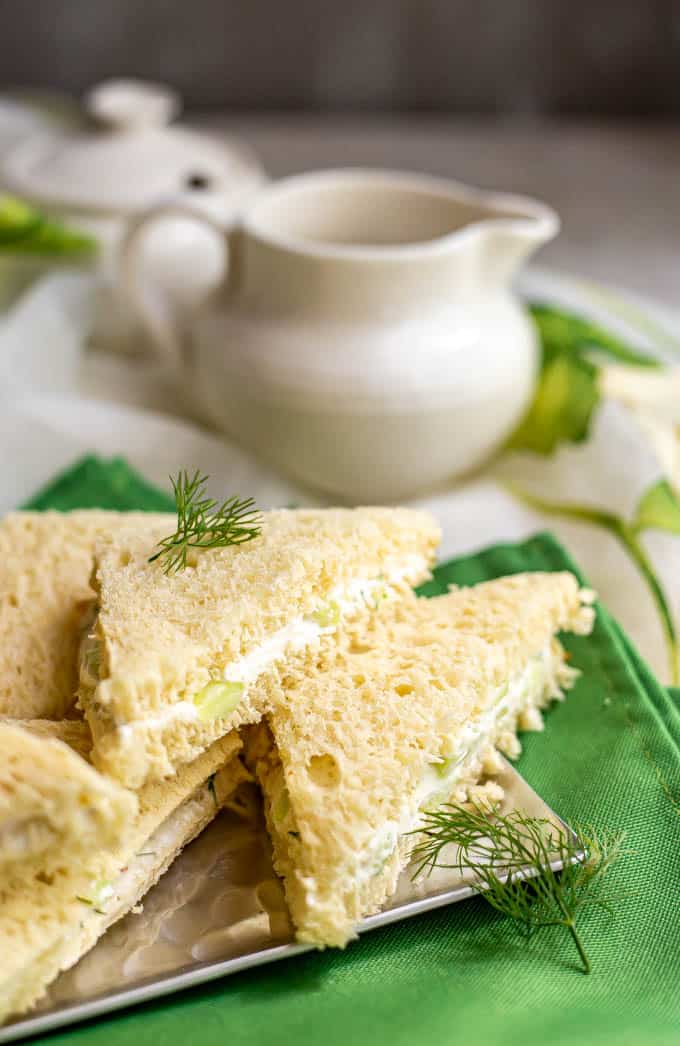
[224,556,427,686]
[87,558,427,742]
[74,778,220,922]
[223,616,332,686]
[353,646,563,884]
[266,647,567,901]
[116,703,201,745]
[12,777,227,1011]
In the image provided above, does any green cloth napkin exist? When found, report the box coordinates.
[23,457,680,1046]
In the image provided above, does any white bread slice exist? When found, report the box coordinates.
[0,511,174,718]
[0,719,138,873]
[8,717,93,757]
[0,731,243,1025]
[245,572,595,948]
[80,507,439,788]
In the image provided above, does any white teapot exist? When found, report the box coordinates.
[120,169,558,501]
[0,79,265,350]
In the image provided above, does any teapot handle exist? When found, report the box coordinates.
[119,200,233,374]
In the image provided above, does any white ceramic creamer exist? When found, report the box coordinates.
[0,79,264,350]
[121,169,559,500]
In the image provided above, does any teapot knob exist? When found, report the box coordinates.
[85,79,181,131]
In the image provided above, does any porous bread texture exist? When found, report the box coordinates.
[3,788,221,1027]
[0,720,137,872]
[0,511,174,718]
[0,731,241,1024]
[82,507,439,788]
[248,571,594,948]
[250,723,504,950]
[13,717,92,759]
[427,571,596,644]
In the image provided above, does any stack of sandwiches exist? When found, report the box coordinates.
[0,502,594,1022]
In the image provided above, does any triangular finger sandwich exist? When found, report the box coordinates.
[79,508,439,788]
[0,511,173,719]
[0,719,137,872]
[245,572,595,948]
[0,729,244,1024]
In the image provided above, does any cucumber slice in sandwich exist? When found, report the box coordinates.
[244,572,595,948]
[78,508,439,788]
[0,728,245,1024]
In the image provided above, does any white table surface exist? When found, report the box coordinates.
[197,116,680,306]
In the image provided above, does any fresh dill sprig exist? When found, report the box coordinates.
[410,802,625,974]
[75,896,106,915]
[149,470,262,574]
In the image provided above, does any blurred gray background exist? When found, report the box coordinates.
[1,0,679,115]
[1,0,679,301]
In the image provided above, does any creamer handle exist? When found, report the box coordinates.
[119,200,232,374]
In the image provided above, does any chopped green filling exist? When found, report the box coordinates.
[371,835,397,876]
[76,879,113,914]
[432,756,456,780]
[309,600,341,628]
[193,681,244,722]
[273,790,290,825]
[370,585,389,608]
[76,897,106,915]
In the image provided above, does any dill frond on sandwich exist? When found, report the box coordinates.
[148,470,262,575]
[0,494,603,1023]
[79,504,440,788]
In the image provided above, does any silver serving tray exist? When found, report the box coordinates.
[1,762,578,1043]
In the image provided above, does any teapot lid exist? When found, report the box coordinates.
[0,80,264,214]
